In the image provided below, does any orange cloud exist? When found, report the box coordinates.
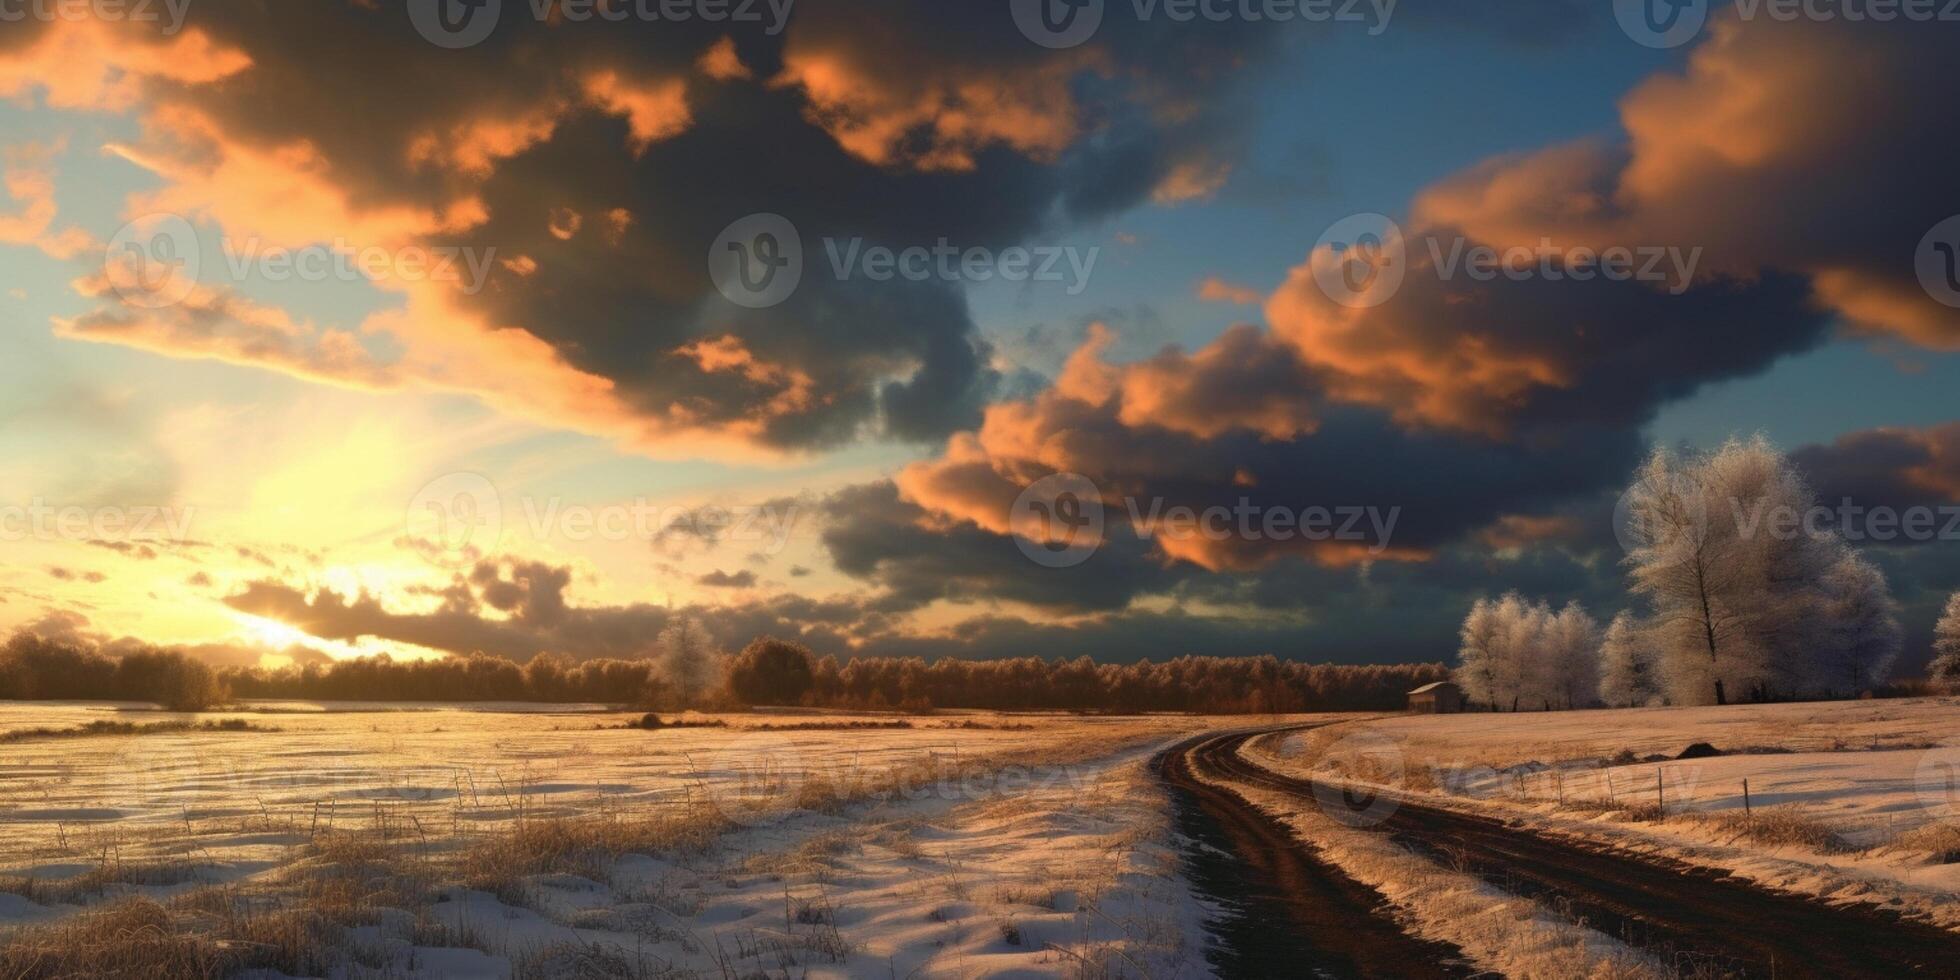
[408,108,562,178]
[1475,514,1584,552]
[1197,277,1262,305]
[1413,14,1960,349]
[1263,248,1573,435]
[1892,424,1960,500]
[0,19,249,112]
[581,70,692,154]
[772,47,1085,171]
[697,37,751,81]
[0,139,97,259]
[58,277,399,389]
[1151,159,1231,205]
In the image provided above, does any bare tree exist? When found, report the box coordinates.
[1931,591,1960,687]
[1597,611,1662,708]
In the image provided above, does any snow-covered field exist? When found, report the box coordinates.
[1251,697,1960,928]
[0,702,1234,977]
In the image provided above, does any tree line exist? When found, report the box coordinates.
[0,635,228,711]
[1457,437,1956,709]
[0,627,1448,714]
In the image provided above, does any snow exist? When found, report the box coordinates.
[1215,774,1665,979]
[1249,696,1960,929]
[0,703,1228,977]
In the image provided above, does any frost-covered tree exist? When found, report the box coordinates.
[1814,553,1901,695]
[1455,597,1503,710]
[658,616,718,708]
[1931,592,1960,686]
[1622,446,1749,705]
[1545,602,1601,710]
[1597,611,1662,708]
[1454,594,1599,711]
[1493,593,1542,711]
[1623,436,1902,704]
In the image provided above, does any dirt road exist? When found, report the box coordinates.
[1155,733,1472,978]
[1174,727,1960,978]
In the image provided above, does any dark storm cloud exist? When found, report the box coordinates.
[42,0,1291,451]
[1792,424,1960,515]
[820,481,1189,613]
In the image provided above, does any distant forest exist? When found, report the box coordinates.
[0,631,1445,714]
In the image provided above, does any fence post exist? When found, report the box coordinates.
[1656,768,1665,815]
[1742,778,1752,817]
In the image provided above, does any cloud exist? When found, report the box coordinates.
[1197,277,1262,305]
[1265,248,1827,438]
[10,3,1286,457]
[1412,13,1960,349]
[0,140,96,259]
[1792,423,1960,515]
[699,569,758,588]
[58,278,399,389]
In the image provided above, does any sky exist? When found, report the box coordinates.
[1,0,1957,673]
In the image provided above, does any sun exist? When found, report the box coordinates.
[235,614,321,653]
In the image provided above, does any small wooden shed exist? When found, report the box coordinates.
[1406,680,1464,714]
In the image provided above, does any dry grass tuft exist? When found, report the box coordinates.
[0,719,276,744]
[512,940,688,979]
[0,858,211,906]
[1689,809,1861,855]
[0,899,232,979]
[1889,822,1960,863]
[464,805,733,884]
[1555,798,1666,822]
[991,884,1059,910]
